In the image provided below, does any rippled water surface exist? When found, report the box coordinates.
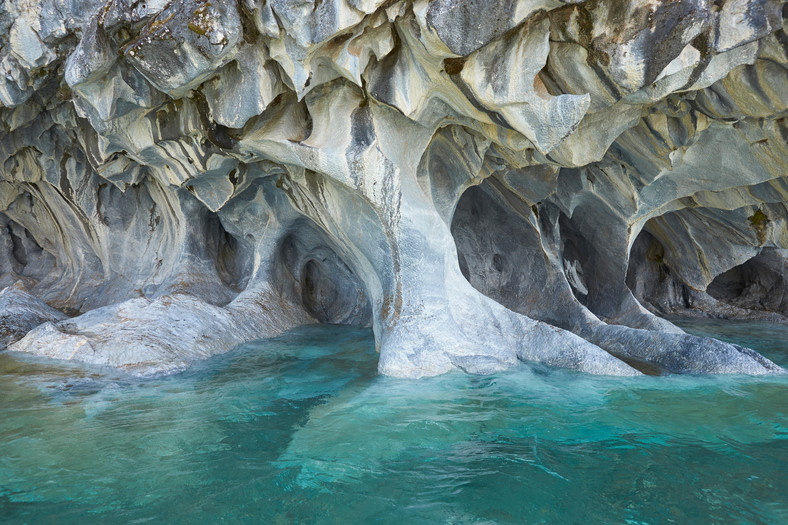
[1,320,787,524]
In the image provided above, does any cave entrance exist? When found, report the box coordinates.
[706,249,787,315]
[625,229,678,313]
[627,224,788,319]
[449,180,582,327]
[275,225,372,327]
[0,213,56,286]
[451,182,534,314]
[205,212,250,293]
[299,255,368,325]
[557,212,593,308]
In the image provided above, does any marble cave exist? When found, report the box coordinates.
[1,0,787,379]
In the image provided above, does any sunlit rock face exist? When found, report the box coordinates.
[0,0,786,377]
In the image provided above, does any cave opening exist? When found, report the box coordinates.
[625,229,678,313]
[449,180,590,330]
[274,224,372,327]
[627,225,788,320]
[707,264,750,303]
[557,213,593,308]
[8,221,27,273]
[204,212,250,293]
[299,257,359,324]
[451,182,532,314]
[706,249,788,315]
[0,214,57,285]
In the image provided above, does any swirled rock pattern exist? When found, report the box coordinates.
[0,0,786,377]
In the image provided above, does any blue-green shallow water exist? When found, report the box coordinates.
[1,321,786,524]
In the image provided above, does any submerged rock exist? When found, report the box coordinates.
[0,0,785,377]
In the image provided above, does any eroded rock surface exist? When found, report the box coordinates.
[0,0,786,377]
[0,283,67,348]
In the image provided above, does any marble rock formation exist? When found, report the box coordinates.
[0,0,786,377]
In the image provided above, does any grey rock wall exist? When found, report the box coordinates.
[0,0,786,377]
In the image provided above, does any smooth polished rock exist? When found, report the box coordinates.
[10,289,313,375]
[0,0,785,377]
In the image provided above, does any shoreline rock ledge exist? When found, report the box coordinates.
[0,0,786,377]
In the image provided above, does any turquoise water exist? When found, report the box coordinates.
[1,321,786,524]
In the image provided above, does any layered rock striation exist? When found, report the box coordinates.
[0,0,786,376]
